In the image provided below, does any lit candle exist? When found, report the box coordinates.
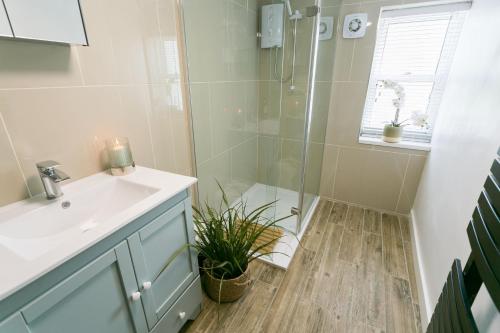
[106,137,134,169]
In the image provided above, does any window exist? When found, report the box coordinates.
[360,1,471,144]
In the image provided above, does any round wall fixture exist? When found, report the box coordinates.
[319,16,334,41]
[343,13,368,38]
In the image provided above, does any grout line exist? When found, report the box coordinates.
[0,112,32,197]
[143,87,158,169]
[395,154,411,212]
[348,39,357,80]
[198,135,257,168]
[0,83,154,91]
[73,47,86,86]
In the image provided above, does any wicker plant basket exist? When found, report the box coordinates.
[203,265,251,303]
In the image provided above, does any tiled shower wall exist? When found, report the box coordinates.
[0,0,192,207]
[319,0,430,213]
[184,0,260,206]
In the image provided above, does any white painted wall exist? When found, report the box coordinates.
[411,0,500,331]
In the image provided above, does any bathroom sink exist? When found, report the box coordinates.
[0,178,159,260]
[0,166,197,301]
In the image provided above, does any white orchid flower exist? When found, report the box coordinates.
[411,111,429,128]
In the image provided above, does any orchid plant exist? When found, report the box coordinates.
[378,80,429,128]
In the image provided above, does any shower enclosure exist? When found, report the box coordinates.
[181,0,330,240]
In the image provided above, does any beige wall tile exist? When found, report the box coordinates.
[189,83,212,164]
[0,40,83,89]
[0,0,194,208]
[146,81,192,175]
[396,154,426,213]
[259,81,281,136]
[143,84,177,173]
[231,137,258,190]
[257,135,281,186]
[310,82,333,143]
[279,83,307,141]
[322,0,343,7]
[183,0,226,82]
[76,0,118,85]
[170,108,193,174]
[115,86,156,168]
[259,49,273,81]
[332,3,360,82]
[279,139,302,191]
[304,141,325,195]
[325,81,368,147]
[158,0,178,39]
[0,114,29,206]
[183,0,259,82]
[315,6,340,83]
[197,150,231,206]
[319,144,339,199]
[104,0,149,85]
[209,81,257,155]
[333,147,408,211]
[247,0,258,11]
[283,12,313,84]
[0,86,155,195]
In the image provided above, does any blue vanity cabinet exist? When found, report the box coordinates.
[127,198,199,330]
[16,242,148,333]
[0,191,201,333]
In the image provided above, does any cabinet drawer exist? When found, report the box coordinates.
[128,198,199,329]
[151,277,202,333]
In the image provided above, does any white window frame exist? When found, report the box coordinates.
[359,0,471,146]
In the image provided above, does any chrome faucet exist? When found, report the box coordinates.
[36,161,70,199]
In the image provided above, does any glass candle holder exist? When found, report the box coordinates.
[106,137,135,176]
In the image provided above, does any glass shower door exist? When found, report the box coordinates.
[276,1,322,234]
[299,2,323,233]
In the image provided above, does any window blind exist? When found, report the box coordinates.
[360,1,470,143]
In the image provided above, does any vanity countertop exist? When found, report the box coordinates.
[0,167,197,301]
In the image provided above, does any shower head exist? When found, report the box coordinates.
[283,0,293,17]
[283,0,302,20]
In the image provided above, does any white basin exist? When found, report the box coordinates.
[0,166,197,300]
[0,178,159,260]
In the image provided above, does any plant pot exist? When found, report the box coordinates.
[383,124,403,143]
[203,265,251,303]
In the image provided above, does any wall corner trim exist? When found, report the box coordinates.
[409,208,432,328]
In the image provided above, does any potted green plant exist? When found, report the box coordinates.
[378,80,429,142]
[192,185,287,303]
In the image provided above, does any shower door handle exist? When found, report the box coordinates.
[291,207,301,216]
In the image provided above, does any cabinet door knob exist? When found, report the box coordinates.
[142,281,152,290]
[131,291,141,301]
[179,311,186,319]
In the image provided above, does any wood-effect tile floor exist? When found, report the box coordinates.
[182,199,422,333]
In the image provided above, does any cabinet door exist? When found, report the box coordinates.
[128,198,199,329]
[3,0,87,44]
[0,313,29,333]
[0,2,13,37]
[20,242,148,333]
